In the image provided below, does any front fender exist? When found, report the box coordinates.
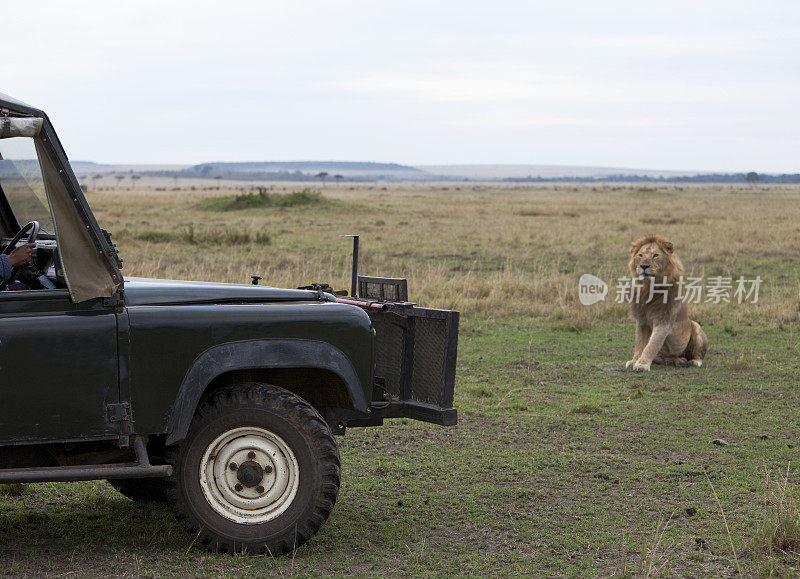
[164,338,367,445]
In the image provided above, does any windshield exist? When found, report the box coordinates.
[0,135,55,235]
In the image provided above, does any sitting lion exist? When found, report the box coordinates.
[625,235,708,371]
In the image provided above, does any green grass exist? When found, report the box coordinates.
[571,403,603,414]
[3,182,800,574]
[199,188,327,211]
[0,483,28,497]
[2,317,800,575]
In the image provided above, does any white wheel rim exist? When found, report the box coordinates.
[199,426,300,524]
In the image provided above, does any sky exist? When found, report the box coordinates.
[3,0,799,172]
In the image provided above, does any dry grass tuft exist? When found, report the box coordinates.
[706,471,743,577]
[617,515,684,578]
[757,464,800,555]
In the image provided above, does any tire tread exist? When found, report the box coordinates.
[165,382,340,555]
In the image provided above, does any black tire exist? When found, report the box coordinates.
[165,382,340,555]
[108,477,169,503]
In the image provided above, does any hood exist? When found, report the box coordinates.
[122,277,333,306]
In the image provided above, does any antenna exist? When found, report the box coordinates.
[338,234,359,297]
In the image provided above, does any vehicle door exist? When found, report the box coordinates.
[0,125,119,442]
[0,290,119,442]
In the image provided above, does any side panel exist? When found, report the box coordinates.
[0,291,119,442]
[124,302,374,435]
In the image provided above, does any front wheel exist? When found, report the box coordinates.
[166,383,340,555]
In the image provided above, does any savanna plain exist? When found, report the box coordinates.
[2,180,800,577]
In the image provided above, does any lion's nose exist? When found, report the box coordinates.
[640,264,650,271]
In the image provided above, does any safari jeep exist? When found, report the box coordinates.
[0,93,458,555]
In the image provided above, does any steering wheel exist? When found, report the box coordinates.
[0,220,40,291]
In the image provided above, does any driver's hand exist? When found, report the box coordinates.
[8,243,35,267]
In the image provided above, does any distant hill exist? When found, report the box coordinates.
[189,161,423,177]
[68,160,798,183]
[70,161,191,175]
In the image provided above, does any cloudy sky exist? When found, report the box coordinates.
[4,1,799,171]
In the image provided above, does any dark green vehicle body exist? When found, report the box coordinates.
[0,92,457,474]
[0,279,374,445]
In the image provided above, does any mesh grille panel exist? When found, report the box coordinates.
[370,306,458,411]
[409,317,447,404]
[373,320,404,398]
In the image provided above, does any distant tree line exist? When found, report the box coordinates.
[502,172,800,184]
[140,169,369,182]
[131,168,800,184]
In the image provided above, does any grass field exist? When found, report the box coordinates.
[2,181,800,576]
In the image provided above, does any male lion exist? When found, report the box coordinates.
[625,235,708,371]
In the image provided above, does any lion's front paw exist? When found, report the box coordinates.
[625,359,636,369]
[632,361,651,372]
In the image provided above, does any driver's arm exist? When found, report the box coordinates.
[0,244,35,283]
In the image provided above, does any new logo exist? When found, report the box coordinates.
[578,274,608,306]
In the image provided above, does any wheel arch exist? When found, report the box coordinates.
[164,339,367,446]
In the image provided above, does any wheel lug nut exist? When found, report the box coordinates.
[229,462,238,471]
[256,485,265,493]
[264,465,273,474]
[235,483,243,492]
[247,451,256,459]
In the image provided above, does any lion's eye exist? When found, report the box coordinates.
[653,254,659,258]
[638,253,642,257]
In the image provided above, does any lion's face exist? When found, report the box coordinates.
[630,242,667,279]
[628,235,681,280]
